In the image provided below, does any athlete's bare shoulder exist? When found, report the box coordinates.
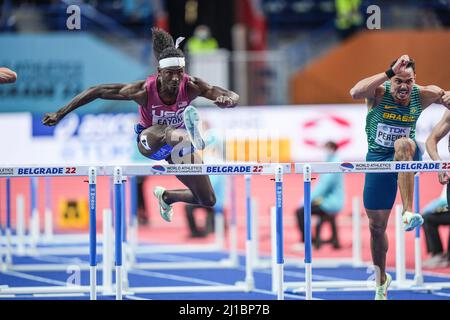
[367,85,385,110]
[186,75,212,99]
[416,84,445,109]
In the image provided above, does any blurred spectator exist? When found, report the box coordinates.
[293,141,345,251]
[187,25,219,54]
[423,185,450,268]
[122,0,152,22]
[335,0,363,39]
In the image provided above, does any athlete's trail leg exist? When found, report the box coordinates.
[394,138,416,213]
[366,209,391,285]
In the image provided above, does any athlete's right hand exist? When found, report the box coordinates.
[42,112,62,126]
[391,54,410,74]
[438,171,449,185]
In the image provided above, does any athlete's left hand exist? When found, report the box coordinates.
[214,95,236,108]
[438,171,449,185]
[441,91,450,109]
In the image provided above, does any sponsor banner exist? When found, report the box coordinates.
[205,165,253,174]
[393,162,446,171]
[0,104,448,166]
[340,162,392,172]
[297,161,450,174]
[0,168,14,175]
[15,167,79,176]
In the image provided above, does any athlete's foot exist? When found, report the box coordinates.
[183,105,206,150]
[375,273,392,300]
[402,211,424,232]
[153,186,173,222]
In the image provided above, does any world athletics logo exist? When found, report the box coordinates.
[339,162,355,172]
[150,165,167,175]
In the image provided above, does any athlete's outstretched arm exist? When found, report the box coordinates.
[187,76,239,108]
[426,110,450,161]
[349,54,410,100]
[0,67,17,84]
[42,81,146,126]
[426,110,450,184]
[418,85,450,109]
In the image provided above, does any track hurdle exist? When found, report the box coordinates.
[291,161,450,300]
[123,175,238,270]
[0,163,290,300]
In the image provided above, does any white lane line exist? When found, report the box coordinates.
[431,291,450,298]
[2,270,69,286]
[125,295,152,300]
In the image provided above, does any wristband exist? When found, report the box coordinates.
[385,68,395,79]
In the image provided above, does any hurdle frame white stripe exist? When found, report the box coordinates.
[274,165,285,300]
[88,167,97,300]
[0,163,294,297]
[352,196,363,267]
[44,177,53,241]
[244,175,254,291]
[5,178,12,267]
[29,177,40,249]
[102,208,113,294]
[229,175,239,267]
[113,167,123,300]
[270,206,277,292]
[395,204,406,285]
[127,175,238,270]
[413,173,424,286]
[118,173,243,263]
[15,194,26,256]
[276,196,363,269]
[109,164,290,296]
[288,161,450,293]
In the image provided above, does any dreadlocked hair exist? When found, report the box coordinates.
[151,27,184,61]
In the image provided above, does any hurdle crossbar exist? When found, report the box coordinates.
[0,163,290,299]
[293,161,450,300]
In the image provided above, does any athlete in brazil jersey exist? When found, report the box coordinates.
[350,54,450,300]
[42,28,239,223]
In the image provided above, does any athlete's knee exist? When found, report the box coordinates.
[165,127,188,147]
[368,219,388,237]
[198,193,216,208]
[394,138,415,160]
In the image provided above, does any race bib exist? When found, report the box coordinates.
[375,123,411,148]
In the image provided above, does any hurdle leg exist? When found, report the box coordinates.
[275,165,284,300]
[352,197,363,267]
[121,178,129,290]
[229,176,238,267]
[251,197,260,267]
[244,175,254,291]
[5,178,12,267]
[16,194,25,256]
[395,204,406,286]
[114,167,123,300]
[129,176,138,265]
[413,173,424,286]
[44,177,53,241]
[88,167,97,300]
[303,164,313,300]
[270,206,277,293]
[214,210,225,250]
[29,177,40,250]
[102,208,113,295]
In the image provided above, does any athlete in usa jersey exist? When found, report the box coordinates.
[350,54,450,300]
[42,28,239,223]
